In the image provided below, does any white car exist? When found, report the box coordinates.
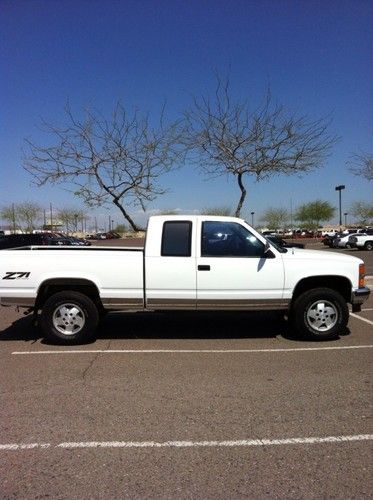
[349,230,373,251]
[333,233,360,248]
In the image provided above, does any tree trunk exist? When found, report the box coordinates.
[235,172,247,217]
[113,199,142,232]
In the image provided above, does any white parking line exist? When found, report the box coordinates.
[350,313,373,326]
[1,434,372,451]
[11,345,373,355]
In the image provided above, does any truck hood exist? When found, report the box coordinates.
[281,247,364,265]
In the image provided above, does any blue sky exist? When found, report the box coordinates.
[1,0,372,229]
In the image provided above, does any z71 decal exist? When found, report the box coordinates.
[2,272,31,280]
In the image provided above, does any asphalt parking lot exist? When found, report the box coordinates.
[0,242,372,498]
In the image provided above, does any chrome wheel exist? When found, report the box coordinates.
[52,303,85,335]
[306,300,338,332]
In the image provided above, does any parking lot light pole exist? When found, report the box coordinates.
[74,213,78,234]
[344,212,348,227]
[251,212,255,227]
[335,185,345,230]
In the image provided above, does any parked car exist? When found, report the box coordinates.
[0,233,72,250]
[348,229,373,251]
[332,233,359,248]
[321,230,338,238]
[324,229,368,247]
[341,228,366,236]
[105,231,122,239]
[264,235,305,249]
[87,231,121,240]
[66,236,92,246]
[322,233,339,247]
[323,232,352,248]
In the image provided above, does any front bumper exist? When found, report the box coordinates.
[351,287,370,312]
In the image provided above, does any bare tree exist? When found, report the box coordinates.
[0,202,41,232]
[17,202,42,232]
[0,204,19,232]
[350,201,373,226]
[23,102,184,231]
[58,208,87,234]
[348,152,373,181]
[185,75,338,216]
[200,206,232,216]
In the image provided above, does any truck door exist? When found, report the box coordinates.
[196,220,286,310]
[145,220,197,309]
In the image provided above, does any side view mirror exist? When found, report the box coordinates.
[263,241,275,259]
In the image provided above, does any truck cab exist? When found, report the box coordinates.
[145,216,285,310]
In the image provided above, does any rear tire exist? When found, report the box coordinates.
[364,241,373,251]
[290,288,348,340]
[40,291,99,344]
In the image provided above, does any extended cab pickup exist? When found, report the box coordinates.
[0,215,370,343]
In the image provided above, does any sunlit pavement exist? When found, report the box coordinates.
[0,281,372,498]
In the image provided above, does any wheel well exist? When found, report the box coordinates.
[36,279,102,309]
[292,276,352,303]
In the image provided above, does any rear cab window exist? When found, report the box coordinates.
[161,221,192,257]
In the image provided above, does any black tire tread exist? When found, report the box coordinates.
[40,291,99,344]
[290,287,348,340]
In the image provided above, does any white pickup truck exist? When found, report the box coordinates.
[0,215,370,343]
[348,230,373,251]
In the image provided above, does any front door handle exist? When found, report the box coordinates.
[198,265,210,271]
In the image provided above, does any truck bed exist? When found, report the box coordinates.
[0,246,145,309]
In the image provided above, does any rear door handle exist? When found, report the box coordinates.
[198,265,210,271]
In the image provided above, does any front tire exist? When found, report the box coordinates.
[40,291,99,344]
[290,288,348,340]
[364,241,373,251]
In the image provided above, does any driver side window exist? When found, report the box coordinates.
[201,221,264,257]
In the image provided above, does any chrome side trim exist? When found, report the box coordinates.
[1,296,290,312]
[146,298,289,311]
[146,298,196,310]
[101,298,144,310]
[197,299,290,311]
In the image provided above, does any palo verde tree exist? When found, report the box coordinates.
[184,74,338,217]
[295,200,335,230]
[260,207,289,231]
[23,102,185,231]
